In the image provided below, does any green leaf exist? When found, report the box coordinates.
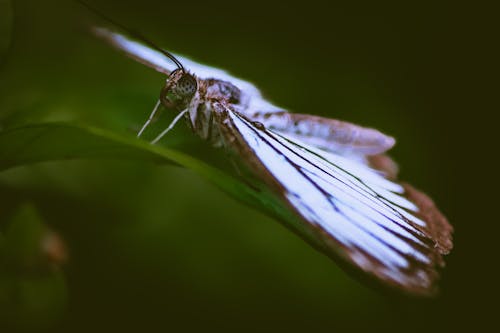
[0,122,323,252]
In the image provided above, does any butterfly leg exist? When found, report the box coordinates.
[137,100,162,137]
[151,108,189,144]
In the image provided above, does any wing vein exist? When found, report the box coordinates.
[233,113,431,265]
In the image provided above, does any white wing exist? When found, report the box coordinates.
[213,102,452,295]
[92,27,282,113]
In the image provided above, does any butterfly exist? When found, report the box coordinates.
[90,23,453,296]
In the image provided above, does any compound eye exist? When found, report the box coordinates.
[176,74,197,97]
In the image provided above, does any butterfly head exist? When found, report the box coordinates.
[160,69,198,110]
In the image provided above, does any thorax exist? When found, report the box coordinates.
[186,78,245,146]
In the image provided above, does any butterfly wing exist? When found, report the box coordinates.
[213,101,452,295]
[250,111,396,156]
[93,27,283,112]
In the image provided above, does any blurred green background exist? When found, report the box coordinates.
[0,0,495,332]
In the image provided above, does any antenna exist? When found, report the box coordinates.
[75,0,185,71]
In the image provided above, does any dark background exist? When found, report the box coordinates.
[0,0,496,331]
